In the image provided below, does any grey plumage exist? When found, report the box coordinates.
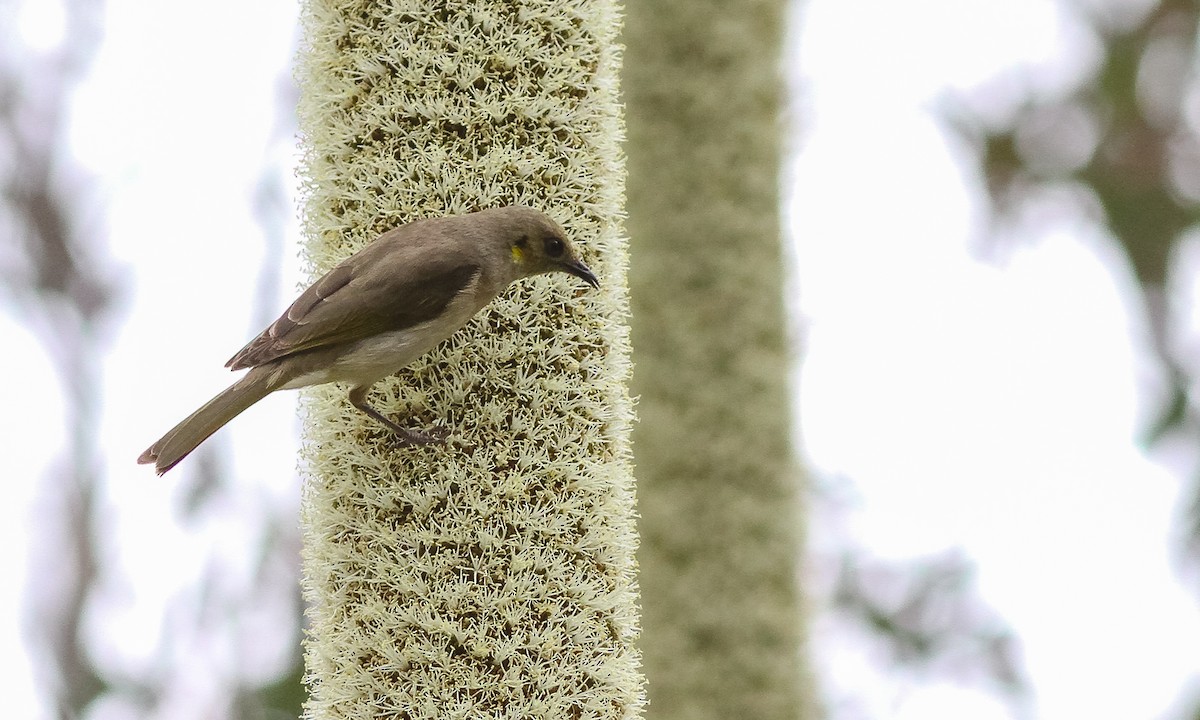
[138,206,598,475]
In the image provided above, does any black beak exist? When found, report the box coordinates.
[562,258,600,289]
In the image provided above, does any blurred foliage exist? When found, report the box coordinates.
[962,0,1199,298]
[1,0,305,716]
[953,3,1200,519]
[237,661,306,720]
[947,0,1200,711]
[949,0,1199,447]
[0,0,115,716]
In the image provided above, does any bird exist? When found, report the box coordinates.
[138,205,599,475]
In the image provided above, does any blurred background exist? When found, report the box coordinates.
[2,0,1198,718]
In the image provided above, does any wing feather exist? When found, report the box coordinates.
[226,238,480,370]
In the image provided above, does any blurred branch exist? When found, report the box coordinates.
[812,475,1030,718]
[0,0,116,717]
[832,550,1028,697]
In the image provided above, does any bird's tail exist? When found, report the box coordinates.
[138,369,273,475]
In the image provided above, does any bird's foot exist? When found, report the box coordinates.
[389,424,450,446]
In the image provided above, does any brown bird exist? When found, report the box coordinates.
[138,206,599,475]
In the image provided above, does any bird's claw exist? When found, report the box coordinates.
[391,424,449,447]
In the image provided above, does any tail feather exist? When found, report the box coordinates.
[138,370,273,475]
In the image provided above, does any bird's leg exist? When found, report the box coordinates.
[348,386,449,445]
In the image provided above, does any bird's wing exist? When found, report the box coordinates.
[226,244,481,370]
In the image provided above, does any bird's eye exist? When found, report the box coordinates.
[544,236,565,257]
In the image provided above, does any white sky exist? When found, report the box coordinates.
[3,0,1199,718]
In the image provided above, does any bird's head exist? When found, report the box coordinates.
[489,206,600,289]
